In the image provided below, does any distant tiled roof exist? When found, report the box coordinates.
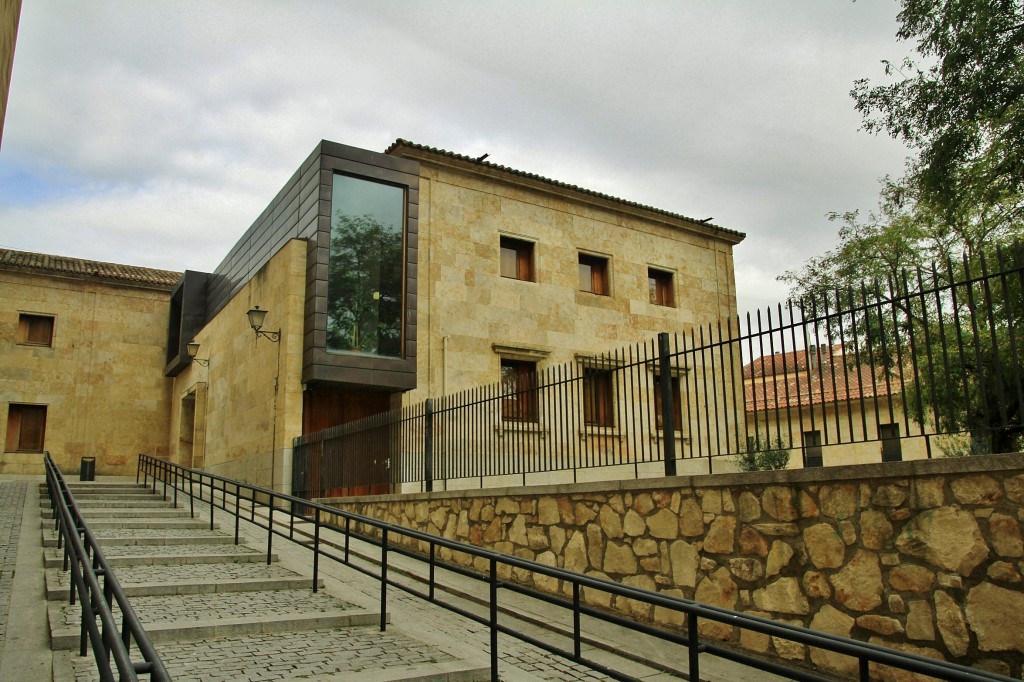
[385,139,746,243]
[744,345,901,411]
[0,249,181,289]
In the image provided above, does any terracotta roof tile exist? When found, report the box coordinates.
[0,248,181,289]
[743,345,901,411]
[385,139,746,243]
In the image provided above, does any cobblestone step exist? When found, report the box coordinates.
[43,545,275,568]
[42,508,196,521]
[41,518,213,531]
[41,498,175,509]
[35,484,499,682]
[41,528,231,548]
[49,588,382,649]
[53,627,491,681]
[44,565,320,600]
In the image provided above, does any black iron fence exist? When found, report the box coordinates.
[140,453,1018,682]
[44,452,169,682]
[294,243,1024,498]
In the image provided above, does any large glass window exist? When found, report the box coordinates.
[328,174,405,357]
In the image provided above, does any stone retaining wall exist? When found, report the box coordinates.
[321,454,1024,679]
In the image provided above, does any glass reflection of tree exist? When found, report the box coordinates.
[327,212,403,356]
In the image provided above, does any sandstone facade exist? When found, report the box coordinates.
[0,256,176,475]
[324,453,1024,678]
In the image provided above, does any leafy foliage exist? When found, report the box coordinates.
[852,0,1024,222]
[735,436,791,472]
[779,1,1024,455]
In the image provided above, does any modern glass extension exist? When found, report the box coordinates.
[327,173,405,357]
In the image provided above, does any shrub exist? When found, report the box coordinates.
[735,436,791,472]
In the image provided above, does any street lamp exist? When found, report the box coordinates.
[185,341,210,367]
[246,306,281,343]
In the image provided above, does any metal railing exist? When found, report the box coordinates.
[294,242,1024,497]
[45,452,169,682]
[139,452,1015,682]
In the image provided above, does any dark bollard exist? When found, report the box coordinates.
[79,457,96,481]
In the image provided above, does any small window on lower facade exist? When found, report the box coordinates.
[582,367,615,427]
[5,404,47,452]
[578,253,609,295]
[17,314,55,347]
[500,236,535,281]
[803,429,823,468]
[879,423,902,462]
[648,269,674,307]
[654,374,682,431]
[501,359,538,422]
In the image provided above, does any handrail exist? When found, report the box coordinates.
[138,453,1015,682]
[45,453,170,681]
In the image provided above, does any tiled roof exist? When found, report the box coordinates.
[385,139,746,243]
[0,248,181,288]
[743,346,901,411]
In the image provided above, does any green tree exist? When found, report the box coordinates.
[327,212,404,356]
[780,1,1024,455]
[852,0,1024,222]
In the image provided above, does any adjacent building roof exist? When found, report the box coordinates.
[744,345,901,411]
[385,138,746,244]
[0,248,181,289]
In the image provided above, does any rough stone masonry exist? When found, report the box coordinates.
[324,453,1024,681]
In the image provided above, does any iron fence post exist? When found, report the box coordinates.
[380,528,388,632]
[687,611,700,680]
[489,557,498,682]
[312,507,321,593]
[424,398,434,493]
[658,332,678,477]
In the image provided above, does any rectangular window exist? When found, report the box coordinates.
[879,423,902,462]
[648,269,674,307]
[500,236,534,281]
[578,253,609,295]
[501,359,538,422]
[803,430,823,468]
[17,314,54,347]
[5,404,47,452]
[327,174,405,357]
[583,367,615,427]
[654,375,682,431]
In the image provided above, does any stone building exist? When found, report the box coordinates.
[743,344,930,468]
[0,250,179,474]
[2,138,745,488]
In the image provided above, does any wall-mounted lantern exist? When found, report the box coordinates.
[185,341,210,367]
[246,306,281,343]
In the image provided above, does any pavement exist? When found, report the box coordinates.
[0,474,784,681]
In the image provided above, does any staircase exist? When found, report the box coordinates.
[40,481,490,681]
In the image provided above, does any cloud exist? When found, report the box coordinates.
[1,0,913,316]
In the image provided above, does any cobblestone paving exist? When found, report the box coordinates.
[82,527,228,540]
[56,588,360,628]
[0,482,27,644]
[84,542,260,557]
[382,586,613,681]
[47,560,302,588]
[66,627,460,682]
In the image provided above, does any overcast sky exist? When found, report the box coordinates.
[0,1,913,315]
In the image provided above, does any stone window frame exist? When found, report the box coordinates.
[647,267,675,307]
[17,312,55,347]
[493,344,550,436]
[578,251,611,296]
[499,235,536,282]
[5,403,47,452]
[575,355,624,437]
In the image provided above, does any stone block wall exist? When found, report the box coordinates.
[323,453,1024,679]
